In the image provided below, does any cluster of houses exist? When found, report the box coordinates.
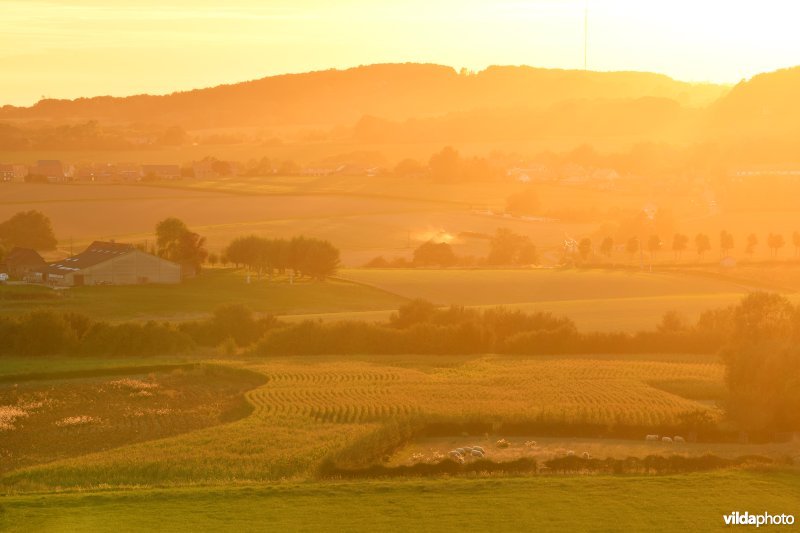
[0,160,185,183]
[0,159,250,183]
[0,241,181,286]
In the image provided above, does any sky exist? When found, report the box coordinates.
[2,0,799,106]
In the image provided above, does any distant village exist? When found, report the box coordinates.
[2,155,800,190]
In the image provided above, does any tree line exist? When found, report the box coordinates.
[222,235,340,280]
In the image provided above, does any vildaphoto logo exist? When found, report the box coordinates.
[723,511,795,527]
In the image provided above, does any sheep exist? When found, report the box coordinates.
[674,436,685,443]
[645,434,659,441]
[448,450,462,459]
[582,451,590,460]
[471,445,485,453]
[566,450,575,456]
[661,436,673,443]
[456,448,466,454]
[471,449,485,458]
[496,438,510,448]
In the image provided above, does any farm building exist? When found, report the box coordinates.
[0,247,46,279]
[35,241,181,286]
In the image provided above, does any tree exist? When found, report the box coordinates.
[767,233,785,258]
[428,146,461,182]
[505,188,540,216]
[647,235,662,261]
[578,238,592,261]
[720,230,734,257]
[671,233,688,260]
[695,233,711,260]
[413,241,457,267]
[721,293,800,431]
[599,237,614,259]
[487,228,536,265]
[288,236,340,280]
[745,233,758,256]
[0,210,57,250]
[155,217,207,276]
[625,237,639,262]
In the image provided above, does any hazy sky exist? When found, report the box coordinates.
[2,0,799,106]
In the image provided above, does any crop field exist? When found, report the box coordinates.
[0,364,264,473]
[0,269,407,321]
[1,354,796,532]
[0,353,740,493]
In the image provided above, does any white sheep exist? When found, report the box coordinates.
[456,448,465,454]
[645,434,659,441]
[582,451,590,460]
[472,445,485,453]
[471,449,485,458]
[661,436,673,443]
[566,450,575,456]
[673,436,685,443]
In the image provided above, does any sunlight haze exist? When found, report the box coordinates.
[2,0,799,105]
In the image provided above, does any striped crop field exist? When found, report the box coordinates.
[1,353,735,493]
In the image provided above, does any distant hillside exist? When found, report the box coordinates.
[0,63,726,129]
[710,66,800,136]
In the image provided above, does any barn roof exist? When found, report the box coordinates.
[5,247,46,265]
[43,241,136,274]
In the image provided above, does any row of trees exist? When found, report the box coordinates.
[223,235,340,280]
[573,231,800,262]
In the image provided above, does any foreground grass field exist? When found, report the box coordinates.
[3,471,799,532]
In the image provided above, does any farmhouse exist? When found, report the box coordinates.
[35,241,181,286]
[0,247,46,279]
[32,160,68,182]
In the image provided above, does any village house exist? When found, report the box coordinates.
[0,248,46,280]
[0,164,15,182]
[35,241,181,287]
[31,160,68,182]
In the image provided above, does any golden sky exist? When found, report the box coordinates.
[2,0,799,106]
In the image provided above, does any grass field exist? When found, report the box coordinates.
[339,268,776,331]
[0,269,407,321]
[3,471,799,533]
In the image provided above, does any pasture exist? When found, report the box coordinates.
[0,269,406,321]
[340,268,772,331]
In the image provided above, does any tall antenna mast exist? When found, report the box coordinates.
[584,2,588,71]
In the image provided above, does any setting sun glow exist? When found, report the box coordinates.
[3,0,800,105]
